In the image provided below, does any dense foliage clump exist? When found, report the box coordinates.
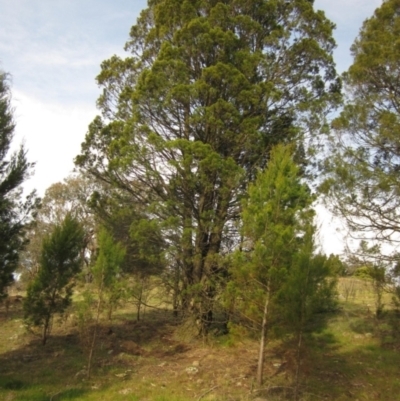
[0,71,38,298]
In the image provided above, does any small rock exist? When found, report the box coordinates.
[115,373,127,378]
[185,366,199,375]
[158,361,167,367]
[192,360,200,367]
[108,349,114,355]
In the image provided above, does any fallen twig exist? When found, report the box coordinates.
[196,385,219,401]
[49,390,62,401]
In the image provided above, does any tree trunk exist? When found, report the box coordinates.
[180,173,230,335]
[197,279,217,337]
[257,290,270,386]
[294,328,303,401]
[108,306,112,321]
[136,280,143,321]
[87,277,104,379]
[172,262,181,318]
[42,314,52,345]
[42,321,48,345]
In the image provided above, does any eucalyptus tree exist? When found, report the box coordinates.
[76,0,340,333]
[0,71,38,297]
[20,175,96,282]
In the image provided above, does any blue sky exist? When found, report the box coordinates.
[0,0,382,253]
[1,0,147,105]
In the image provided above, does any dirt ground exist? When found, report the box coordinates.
[0,297,292,401]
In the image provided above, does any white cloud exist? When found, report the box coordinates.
[0,0,147,196]
[11,90,96,196]
[0,0,145,101]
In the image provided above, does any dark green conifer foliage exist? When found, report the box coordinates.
[89,190,166,277]
[76,0,340,333]
[228,144,335,387]
[24,214,85,345]
[86,227,126,378]
[228,144,316,383]
[0,71,38,298]
[92,226,126,319]
[277,251,336,398]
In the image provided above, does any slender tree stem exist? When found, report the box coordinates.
[257,290,270,386]
[294,328,303,401]
[87,275,104,379]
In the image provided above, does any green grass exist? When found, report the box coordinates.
[1,277,400,400]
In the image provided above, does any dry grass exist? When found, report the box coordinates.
[0,277,400,400]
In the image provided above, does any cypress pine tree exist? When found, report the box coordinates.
[0,71,38,298]
[228,144,335,386]
[24,214,85,345]
[76,0,341,333]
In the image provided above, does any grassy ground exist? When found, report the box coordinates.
[1,278,400,401]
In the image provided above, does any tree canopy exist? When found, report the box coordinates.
[76,0,340,332]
